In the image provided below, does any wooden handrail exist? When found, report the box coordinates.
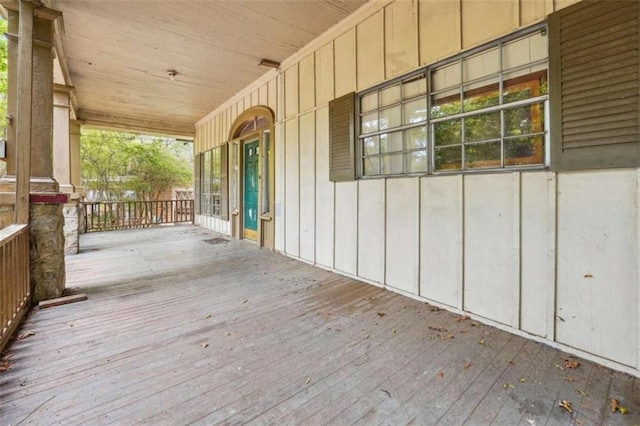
[0,224,30,352]
[82,200,194,232]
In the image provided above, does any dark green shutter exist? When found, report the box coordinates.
[329,92,356,181]
[550,0,640,171]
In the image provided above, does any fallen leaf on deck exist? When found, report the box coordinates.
[610,398,619,412]
[563,360,580,369]
[464,363,472,369]
[575,389,586,396]
[201,343,209,348]
[305,377,311,384]
[559,400,573,413]
[520,377,526,383]
[584,273,593,278]
[205,314,211,319]
[226,332,232,336]
[0,360,10,372]
[456,315,470,322]
[377,312,386,317]
[437,371,444,378]
[428,326,447,332]
[16,332,35,340]
[243,300,248,304]
[554,363,565,370]
[479,339,486,346]
[381,389,391,398]
[429,306,441,312]
[447,334,455,339]
[565,376,574,382]
[609,398,629,414]
[503,383,515,389]
[392,329,397,334]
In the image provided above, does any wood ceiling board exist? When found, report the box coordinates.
[48,0,368,136]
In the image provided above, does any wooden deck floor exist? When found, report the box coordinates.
[1,225,638,425]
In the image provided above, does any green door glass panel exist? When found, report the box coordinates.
[244,140,259,231]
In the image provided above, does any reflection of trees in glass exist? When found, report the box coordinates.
[433,72,546,170]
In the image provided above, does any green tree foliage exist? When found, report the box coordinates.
[81,129,192,201]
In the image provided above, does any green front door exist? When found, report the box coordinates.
[243,140,259,240]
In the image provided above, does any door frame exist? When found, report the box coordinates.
[228,107,275,249]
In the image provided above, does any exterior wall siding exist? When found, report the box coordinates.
[193,0,639,376]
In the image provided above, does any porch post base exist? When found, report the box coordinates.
[30,201,65,302]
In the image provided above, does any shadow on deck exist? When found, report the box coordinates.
[1,225,638,425]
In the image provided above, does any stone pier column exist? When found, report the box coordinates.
[0,3,66,302]
[53,85,81,254]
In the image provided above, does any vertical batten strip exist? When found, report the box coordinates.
[547,172,557,341]
[513,0,521,29]
[458,174,465,311]
[636,168,640,370]
[513,172,522,330]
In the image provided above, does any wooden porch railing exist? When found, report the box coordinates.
[83,200,194,232]
[1,224,30,352]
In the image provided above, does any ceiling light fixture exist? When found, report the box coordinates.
[258,59,280,69]
[167,69,178,81]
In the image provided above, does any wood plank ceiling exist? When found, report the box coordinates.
[46,0,369,137]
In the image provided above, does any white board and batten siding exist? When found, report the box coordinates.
[194,0,640,376]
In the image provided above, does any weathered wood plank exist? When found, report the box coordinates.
[0,226,638,426]
[38,294,87,309]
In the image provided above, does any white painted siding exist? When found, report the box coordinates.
[357,179,385,284]
[194,0,640,375]
[556,171,638,367]
[420,175,463,309]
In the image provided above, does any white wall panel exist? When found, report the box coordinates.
[284,119,300,257]
[334,29,356,97]
[520,172,555,338]
[334,181,357,275]
[299,112,316,263]
[315,108,334,269]
[274,122,285,252]
[386,178,419,294]
[315,42,334,106]
[420,175,462,308]
[357,179,385,284]
[556,170,638,367]
[464,173,517,326]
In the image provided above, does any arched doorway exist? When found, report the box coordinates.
[228,107,275,249]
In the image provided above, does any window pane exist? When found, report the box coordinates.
[363,135,380,155]
[504,102,544,137]
[405,127,427,150]
[381,132,403,153]
[503,70,547,103]
[434,119,462,146]
[361,92,378,112]
[465,111,501,142]
[463,80,500,112]
[431,93,462,118]
[380,84,401,106]
[379,106,401,130]
[505,135,544,166]
[463,47,499,82]
[434,146,462,171]
[381,153,404,174]
[403,75,427,98]
[363,156,381,176]
[405,151,427,173]
[464,142,501,169]
[432,62,460,91]
[503,32,547,71]
[403,97,428,125]
[361,112,378,134]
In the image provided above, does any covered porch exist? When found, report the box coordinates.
[1,226,638,425]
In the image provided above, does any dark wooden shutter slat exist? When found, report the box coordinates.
[329,92,356,182]
[550,0,640,171]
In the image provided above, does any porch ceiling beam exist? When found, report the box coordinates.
[77,110,195,139]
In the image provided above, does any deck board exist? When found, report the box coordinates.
[0,225,638,425]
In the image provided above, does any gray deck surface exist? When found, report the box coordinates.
[1,225,638,425]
